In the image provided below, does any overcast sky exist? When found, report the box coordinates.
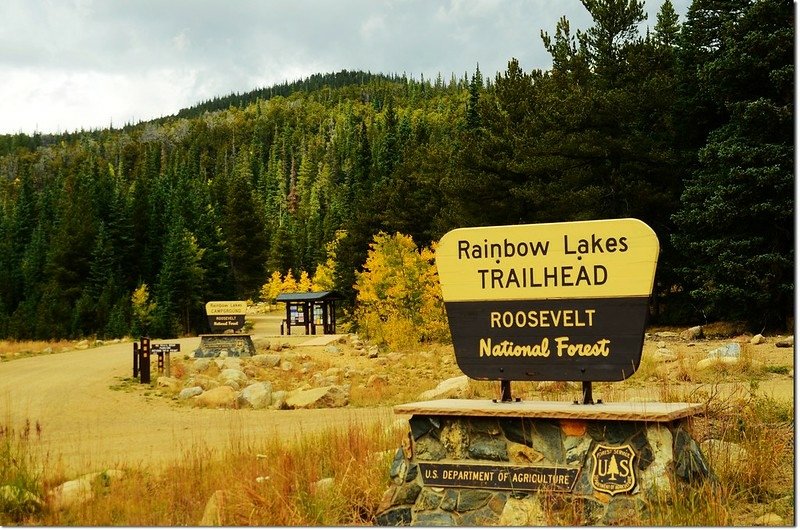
[0,0,691,135]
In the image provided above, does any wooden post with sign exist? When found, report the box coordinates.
[376,219,713,527]
[152,343,180,376]
[139,337,151,384]
[133,342,139,378]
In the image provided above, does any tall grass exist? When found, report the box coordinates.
[28,419,401,526]
[0,416,46,523]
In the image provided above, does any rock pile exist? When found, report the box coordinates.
[163,352,350,410]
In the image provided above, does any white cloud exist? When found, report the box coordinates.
[0,0,694,135]
[0,67,201,133]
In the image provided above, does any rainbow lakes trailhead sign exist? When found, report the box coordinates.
[436,219,659,382]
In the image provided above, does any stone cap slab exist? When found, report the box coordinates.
[394,399,704,422]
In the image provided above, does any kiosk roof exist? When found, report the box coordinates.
[275,291,341,302]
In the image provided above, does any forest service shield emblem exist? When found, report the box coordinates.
[591,443,636,495]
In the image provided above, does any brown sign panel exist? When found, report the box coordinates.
[418,462,579,492]
[207,314,245,332]
[436,219,659,382]
[151,343,181,354]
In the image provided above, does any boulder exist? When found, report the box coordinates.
[250,353,281,368]
[237,382,273,409]
[775,336,794,348]
[418,375,470,400]
[156,376,180,392]
[700,439,747,467]
[218,369,248,390]
[270,390,289,410]
[750,334,766,345]
[708,343,740,358]
[654,331,679,339]
[654,348,677,362]
[193,385,237,408]
[193,358,212,372]
[324,345,342,355]
[696,356,740,371]
[199,490,226,526]
[368,345,380,358]
[48,478,93,510]
[179,386,204,400]
[286,385,349,409]
[187,374,220,391]
[222,357,242,370]
[312,477,335,493]
[753,513,784,526]
[680,326,703,340]
[366,374,389,387]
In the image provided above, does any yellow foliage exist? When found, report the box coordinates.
[131,283,156,333]
[297,270,312,292]
[312,230,345,291]
[281,269,298,293]
[354,232,450,350]
[260,271,283,304]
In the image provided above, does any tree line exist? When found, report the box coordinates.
[0,0,792,340]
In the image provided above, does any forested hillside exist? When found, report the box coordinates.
[0,0,792,340]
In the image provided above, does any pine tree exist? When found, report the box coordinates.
[672,0,794,329]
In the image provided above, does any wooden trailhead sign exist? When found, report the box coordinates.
[436,219,659,383]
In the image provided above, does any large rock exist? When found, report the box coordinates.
[750,334,766,345]
[48,478,93,510]
[418,375,470,400]
[193,358,213,372]
[680,326,703,340]
[270,390,288,410]
[700,439,747,467]
[696,356,740,371]
[286,385,349,409]
[237,382,273,409]
[178,386,203,400]
[753,513,784,526]
[199,490,226,526]
[193,385,237,408]
[251,354,281,368]
[156,376,180,392]
[187,374,220,391]
[218,369,248,390]
[708,343,741,358]
[775,336,794,348]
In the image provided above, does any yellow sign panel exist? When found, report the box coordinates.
[205,301,247,316]
[436,218,659,302]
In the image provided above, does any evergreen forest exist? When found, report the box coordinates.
[0,0,793,340]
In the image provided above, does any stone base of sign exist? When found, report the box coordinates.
[194,334,255,358]
[376,399,712,526]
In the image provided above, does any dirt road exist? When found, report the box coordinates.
[0,319,392,476]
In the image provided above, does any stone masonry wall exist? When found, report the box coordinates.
[376,415,712,526]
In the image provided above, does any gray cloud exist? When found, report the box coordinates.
[0,0,691,134]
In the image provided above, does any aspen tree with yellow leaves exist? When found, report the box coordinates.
[354,232,449,350]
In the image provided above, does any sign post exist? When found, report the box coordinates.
[152,343,181,377]
[435,218,659,401]
[133,342,139,378]
[139,336,151,384]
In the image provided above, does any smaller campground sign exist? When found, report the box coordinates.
[205,301,247,333]
[435,219,659,382]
